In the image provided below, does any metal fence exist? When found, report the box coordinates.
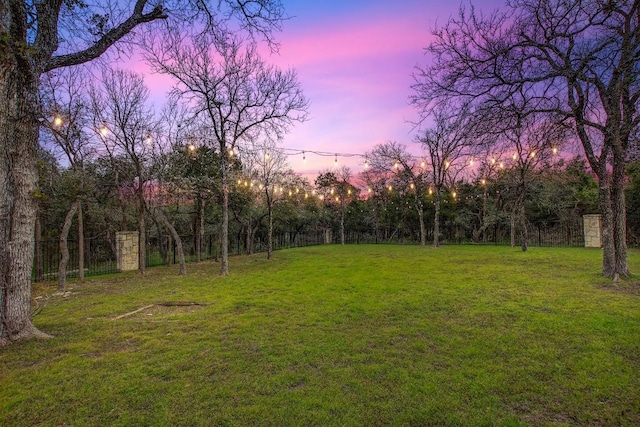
[33,220,587,282]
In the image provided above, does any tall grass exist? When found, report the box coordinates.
[1,245,639,426]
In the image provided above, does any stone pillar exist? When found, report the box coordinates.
[583,214,602,248]
[116,231,139,272]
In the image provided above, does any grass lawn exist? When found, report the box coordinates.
[1,245,639,426]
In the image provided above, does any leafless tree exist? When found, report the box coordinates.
[412,0,640,279]
[248,142,289,259]
[144,28,308,275]
[40,67,96,289]
[2,0,287,345]
[367,141,429,245]
[417,106,475,247]
[91,68,158,275]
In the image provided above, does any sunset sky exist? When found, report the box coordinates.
[144,0,507,177]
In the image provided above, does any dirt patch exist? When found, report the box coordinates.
[596,281,640,297]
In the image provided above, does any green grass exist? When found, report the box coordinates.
[2,245,640,426]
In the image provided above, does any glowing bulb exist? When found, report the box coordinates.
[394,161,399,170]
[445,161,450,169]
[388,185,393,192]
[304,193,308,199]
[237,179,242,185]
[552,147,558,155]
[499,162,504,169]
[530,151,536,158]
[491,158,496,165]
[368,188,372,194]
[428,188,433,195]
[469,159,474,166]
[188,143,196,152]
[481,179,486,186]
[330,188,335,195]
[452,191,457,198]
[512,153,517,160]
[410,183,415,190]
[289,190,292,196]
[335,196,340,202]
[99,125,108,136]
[265,152,270,159]
[421,160,426,168]
[228,148,234,157]
[53,116,63,127]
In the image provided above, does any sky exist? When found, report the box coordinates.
[143,0,507,178]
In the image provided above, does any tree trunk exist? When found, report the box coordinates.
[510,211,516,248]
[138,202,146,274]
[433,189,441,247]
[519,202,528,252]
[0,70,51,345]
[611,153,629,279]
[268,204,274,259]
[77,200,84,282]
[154,208,186,275]
[417,200,426,246]
[598,182,617,278]
[340,207,345,245]
[220,157,229,276]
[58,201,80,291]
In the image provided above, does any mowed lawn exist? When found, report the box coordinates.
[1,245,639,426]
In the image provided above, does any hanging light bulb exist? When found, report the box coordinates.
[53,116,63,127]
[552,147,558,155]
[364,157,369,169]
[421,160,426,168]
[394,161,399,170]
[469,159,474,166]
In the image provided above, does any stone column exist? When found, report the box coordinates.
[583,214,602,248]
[116,231,139,272]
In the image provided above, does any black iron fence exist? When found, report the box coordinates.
[33,219,587,282]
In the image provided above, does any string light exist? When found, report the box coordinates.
[552,147,558,155]
[53,116,63,126]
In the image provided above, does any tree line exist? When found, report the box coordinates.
[2,0,639,346]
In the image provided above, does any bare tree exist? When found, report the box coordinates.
[91,69,158,275]
[367,141,429,245]
[248,143,289,259]
[497,111,567,251]
[144,28,308,275]
[40,67,96,289]
[412,0,640,279]
[417,106,474,247]
[0,1,167,344]
[1,0,290,346]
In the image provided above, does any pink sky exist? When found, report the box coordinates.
[142,0,507,180]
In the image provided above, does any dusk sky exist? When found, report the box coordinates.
[143,0,507,177]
